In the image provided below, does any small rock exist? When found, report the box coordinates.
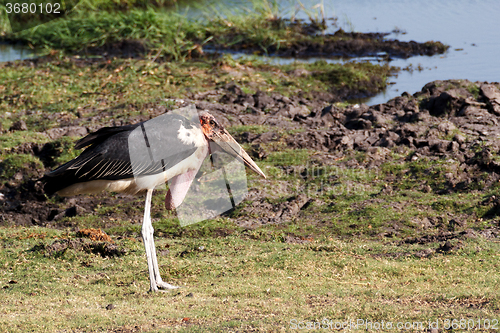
[186,293,193,297]
[422,185,432,193]
[51,205,86,221]
[428,89,468,116]
[253,90,274,110]
[448,218,465,231]
[463,228,477,238]
[418,217,433,229]
[480,84,500,105]
[436,240,456,253]
[428,139,451,153]
[288,105,310,118]
[9,120,28,131]
[65,205,86,217]
[339,135,354,149]
[46,128,67,140]
[46,126,88,140]
[287,68,311,77]
[346,118,372,130]
[413,249,434,258]
[437,121,456,134]
[453,133,465,144]
[106,304,115,310]
[65,126,88,137]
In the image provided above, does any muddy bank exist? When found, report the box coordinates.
[212,28,449,59]
[1,79,500,240]
[81,28,449,60]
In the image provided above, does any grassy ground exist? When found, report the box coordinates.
[0,54,499,331]
[0,55,393,135]
[1,0,446,59]
[0,1,496,331]
[1,0,319,57]
[1,226,499,332]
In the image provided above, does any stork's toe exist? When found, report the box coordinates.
[157,281,181,290]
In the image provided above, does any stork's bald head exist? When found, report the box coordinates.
[198,111,266,179]
[199,112,223,140]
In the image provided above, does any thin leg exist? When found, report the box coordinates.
[141,189,157,292]
[142,189,179,291]
[149,233,179,290]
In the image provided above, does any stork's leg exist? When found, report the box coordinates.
[141,189,158,292]
[149,241,179,290]
[142,189,179,292]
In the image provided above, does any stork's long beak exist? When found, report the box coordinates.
[210,129,266,179]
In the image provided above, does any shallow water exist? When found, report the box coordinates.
[2,0,499,105]
[0,43,36,62]
[311,0,500,104]
[187,0,500,104]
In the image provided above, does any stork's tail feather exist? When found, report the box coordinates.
[40,176,57,196]
[40,153,88,196]
[41,170,72,196]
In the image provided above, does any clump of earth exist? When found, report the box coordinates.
[1,78,500,242]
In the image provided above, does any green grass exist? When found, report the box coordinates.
[7,9,200,59]
[0,4,494,330]
[1,0,445,64]
[0,0,181,34]
[1,0,322,55]
[76,0,180,11]
[0,226,498,332]
[0,131,50,150]
[0,55,393,131]
[0,153,44,179]
[229,124,271,135]
[2,5,290,59]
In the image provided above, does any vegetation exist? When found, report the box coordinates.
[1,0,446,60]
[0,1,493,332]
[0,225,499,332]
[0,55,394,128]
[0,0,315,58]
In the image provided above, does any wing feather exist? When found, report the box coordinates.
[43,113,201,196]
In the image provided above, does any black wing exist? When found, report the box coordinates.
[43,114,198,195]
[74,123,140,150]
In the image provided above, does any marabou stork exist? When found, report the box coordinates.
[42,109,266,292]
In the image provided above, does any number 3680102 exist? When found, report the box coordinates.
[5,2,61,14]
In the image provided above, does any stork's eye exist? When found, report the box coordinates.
[210,120,216,126]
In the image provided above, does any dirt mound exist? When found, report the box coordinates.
[210,27,448,59]
[2,79,500,237]
[223,80,500,193]
[77,228,113,242]
[31,237,126,258]
[268,29,448,59]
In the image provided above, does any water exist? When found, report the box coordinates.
[0,43,36,62]
[300,0,500,105]
[2,0,500,105]
[188,0,500,105]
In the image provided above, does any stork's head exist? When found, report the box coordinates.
[199,112,266,179]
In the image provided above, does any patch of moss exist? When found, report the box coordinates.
[0,153,44,180]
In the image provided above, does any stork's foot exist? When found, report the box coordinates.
[157,280,180,290]
[149,280,181,292]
